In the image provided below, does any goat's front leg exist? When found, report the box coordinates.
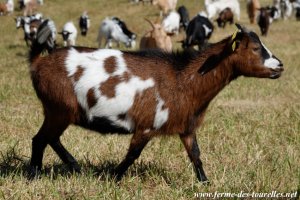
[180,133,209,184]
[114,132,151,181]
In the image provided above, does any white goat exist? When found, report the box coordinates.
[58,22,77,47]
[162,11,180,35]
[97,17,133,49]
[205,0,240,20]
[6,0,14,14]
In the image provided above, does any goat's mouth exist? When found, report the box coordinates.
[270,68,284,79]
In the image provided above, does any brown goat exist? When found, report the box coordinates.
[216,7,234,28]
[0,3,7,15]
[247,0,261,24]
[152,0,177,16]
[140,19,172,51]
[27,22,283,183]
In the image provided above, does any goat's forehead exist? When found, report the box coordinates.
[248,31,273,58]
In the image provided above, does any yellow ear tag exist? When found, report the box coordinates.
[231,29,238,41]
[232,41,236,52]
[231,29,238,52]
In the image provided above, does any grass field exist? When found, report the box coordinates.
[0,0,299,199]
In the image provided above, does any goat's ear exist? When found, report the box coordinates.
[198,54,222,75]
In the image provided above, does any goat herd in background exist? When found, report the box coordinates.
[1,0,300,52]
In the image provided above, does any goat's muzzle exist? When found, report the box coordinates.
[270,65,284,79]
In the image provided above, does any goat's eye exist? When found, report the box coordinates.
[253,47,260,52]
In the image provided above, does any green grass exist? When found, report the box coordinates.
[0,0,299,199]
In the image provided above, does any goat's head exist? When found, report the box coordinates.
[145,18,169,49]
[58,31,72,41]
[15,16,27,29]
[199,24,283,79]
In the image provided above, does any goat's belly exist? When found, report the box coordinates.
[77,116,131,134]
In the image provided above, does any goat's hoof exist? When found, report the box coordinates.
[201,179,210,186]
[27,166,42,180]
[111,170,123,182]
[69,163,81,174]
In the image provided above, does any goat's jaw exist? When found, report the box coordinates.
[269,67,284,79]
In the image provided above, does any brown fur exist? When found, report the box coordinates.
[0,3,8,15]
[247,0,261,24]
[87,88,97,108]
[99,76,123,98]
[104,56,118,74]
[216,7,234,28]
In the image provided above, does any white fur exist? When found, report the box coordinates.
[65,48,158,131]
[153,92,169,129]
[205,0,240,20]
[202,24,212,37]
[6,0,14,13]
[162,11,180,35]
[261,42,281,69]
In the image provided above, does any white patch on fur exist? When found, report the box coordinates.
[264,58,281,69]
[261,42,281,69]
[202,24,212,37]
[153,92,169,129]
[144,129,150,133]
[65,48,155,131]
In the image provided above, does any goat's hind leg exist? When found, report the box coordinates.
[180,133,209,184]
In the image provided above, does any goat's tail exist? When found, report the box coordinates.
[29,19,56,63]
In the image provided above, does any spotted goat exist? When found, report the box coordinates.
[28,21,283,183]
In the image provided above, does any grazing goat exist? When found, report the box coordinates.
[162,11,180,35]
[79,11,90,36]
[257,7,270,36]
[177,5,189,31]
[205,0,240,20]
[97,17,135,49]
[267,6,280,23]
[112,17,137,47]
[152,0,177,16]
[182,12,214,50]
[59,22,78,47]
[247,0,261,24]
[216,7,234,28]
[140,19,172,51]
[27,22,283,183]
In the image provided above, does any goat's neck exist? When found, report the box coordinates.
[181,46,237,115]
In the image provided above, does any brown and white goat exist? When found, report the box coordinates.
[247,0,261,24]
[27,22,283,183]
[140,19,172,52]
